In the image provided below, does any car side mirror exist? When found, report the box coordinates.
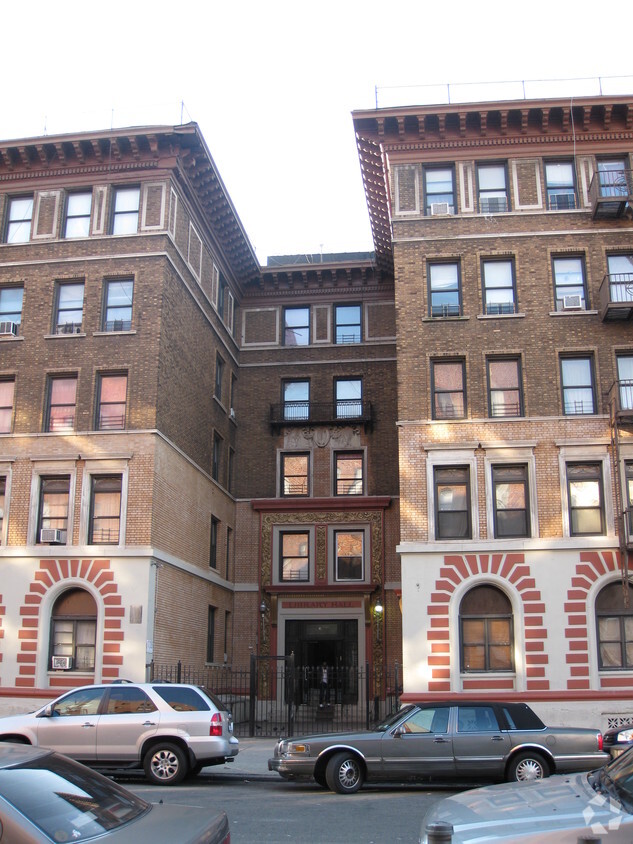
[37,704,54,718]
[393,724,406,738]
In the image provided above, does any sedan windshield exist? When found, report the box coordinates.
[377,705,417,732]
[0,753,150,840]
[593,750,633,812]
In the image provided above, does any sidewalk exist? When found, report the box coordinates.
[216,737,279,780]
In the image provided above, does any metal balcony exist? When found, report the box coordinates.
[270,400,373,431]
[609,379,633,425]
[599,273,633,321]
[589,169,633,219]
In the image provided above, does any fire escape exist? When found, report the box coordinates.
[608,377,633,595]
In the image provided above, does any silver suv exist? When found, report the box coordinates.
[0,682,238,785]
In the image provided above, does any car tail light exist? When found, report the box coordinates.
[598,732,603,751]
[210,712,223,737]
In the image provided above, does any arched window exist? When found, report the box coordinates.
[460,585,514,672]
[596,581,633,670]
[50,588,97,672]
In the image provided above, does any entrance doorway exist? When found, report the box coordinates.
[285,619,358,704]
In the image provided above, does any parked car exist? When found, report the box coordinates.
[268,700,608,794]
[0,682,238,785]
[603,721,633,757]
[420,745,633,843]
[0,742,230,843]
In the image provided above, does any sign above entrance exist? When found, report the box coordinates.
[282,600,362,609]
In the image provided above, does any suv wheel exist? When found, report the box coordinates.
[144,742,188,785]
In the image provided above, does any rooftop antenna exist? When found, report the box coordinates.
[319,243,324,262]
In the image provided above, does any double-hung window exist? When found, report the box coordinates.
[552,256,587,311]
[46,376,77,432]
[283,380,309,421]
[111,186,140,234]
[607,254,633,305]
[281,453,309,496]
[487,358,522,417]
[545,161,577,210]
[5,196,33,243]
[334,530,364,581]
[38,476,70,543]
[88,476,121,544]
[561,356,595,415]
[0,476,5,541]
[596,582,633,670]
[103,278,133,331]
[0,286,23,334]
[482,259,516,314]
[0,379,15,433]
[212,432,223,482]
[54,282,84,334]
[64,191,92,238]
[284,307,310,345]
[567,462,605,536]
[215,355,224,402]
[96,373,127,430]
[626,463,633,540]
[207,606,216,663]
[460,585,513,672]
[597,159,628,197]
[50,588,96,671]
[434,466,471,539]
[477,164,509,213]
[492,465,530,538]
[280,531,309,582]
[210,517,219,568]
[432,360,466,419]
[334,304,361,344]
[429,262,461,317]
[335,452,364,495]
[424,166,455,215]
[617,355,633,412]
[336,378,362,419]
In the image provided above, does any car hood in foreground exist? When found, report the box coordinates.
[422,772,631,844]
[116,803,229,843]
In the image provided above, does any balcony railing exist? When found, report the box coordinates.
[589,169,633,219]
[270,400,373,430]
[599,272,633,321]
[609,379,633,423]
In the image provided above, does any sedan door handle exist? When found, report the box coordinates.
[142,721,157,726]
[82,722,96,728]
[491,735,504,741]
[433,737,450,743]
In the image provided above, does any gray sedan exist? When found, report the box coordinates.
[268,700,609,794]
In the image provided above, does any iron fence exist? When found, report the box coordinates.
[151,658,402,737]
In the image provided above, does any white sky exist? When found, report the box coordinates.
[2,0,632,264]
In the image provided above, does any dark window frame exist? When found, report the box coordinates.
[459,585,514,673]
[476,162,510,214]
[335,451,364,496]
[281,452,310,497]
[207,605,216,663]
[64,190,93,239]
[334,304,362,344]
[0,377,15,434]
[210,516,219,569]
[215,354,224,402]
[282,379,310,421]
[334,529,365,582]
[96,372,127,431]
[110,186,140,235]
[596,582,633,670]
[37,475,70,543]
[431,359,466,420]
[486,357,523,418]
[53,281,85,334]
[279,530,310,582]
[88,475,121,545]
[481,257,517,315]
[45,375,78,432]
[434,465,471,540]
[5,195,33,243]
[103,278,134,332]
[567,461,605,536]
[492,464,530,538]
[428,261,462,318]
[283,306,310,346]
[552,255,588,311]
[423,165,456,215]
[545,160,577,210]
[560,354,596,416]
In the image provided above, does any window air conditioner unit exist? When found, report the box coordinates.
[229,408,236,421]
[40,528,66,544]
[51,656,73,670]
[562,294,583,310]
[430,202,450,216]
[0,321,17,336]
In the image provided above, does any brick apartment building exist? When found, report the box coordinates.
[0,123,400,712]
[354,94,633,725]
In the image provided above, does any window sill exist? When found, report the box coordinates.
[549,310,598,317]
[93,330,137,337]
[45,332,86,339]
[422,316,469,323]
[477,312,525,320]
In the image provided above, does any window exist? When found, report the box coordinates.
[0,286,24,332]
[561,356,595,415]
[281,453,309,496]
[0,477,5,541]
[424,166,455,215]
[212,432,222,482]
[64,191,92,238]
[596,582,633,670]
[432,360,466,419]
[545,161,577,210]
[88,476,121,544]
[106,686,157,715]
[487,358,522,417]
[626,463,633,539]
[46,376,77,432]
[215,355,224,402]
[284,307,310,345]
[567,462,605,536]
[428,262,461,317]
[210,516,219,568]
[492,465,530,538]
[96,373,127,430]
[283,380,309,421]
[218,274,227,317]
[336,378,362,419]
[435,466,471,539]
[597,159,628,197]
[457,705,500,732]
[230,374,237,415]
[552,256,587,310]
[335,531,364,581]
[5,196,33,243]
[335,452,364,495]
[103,278,133,331]
[607,254,633,305]
[50,589,97,671]
[38,476,70,543]
[226,528,232,579]
[227,447,234,494]
[460,585,514,672]
[334,304,361,344]
[54,282,84,334]
[482,259,516,315]
[0,379,15,433]
[207,606,216,663]
[111,186,140,234]
[618,355,633,412]
[477,164,508,213]
[280,531,309,581]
